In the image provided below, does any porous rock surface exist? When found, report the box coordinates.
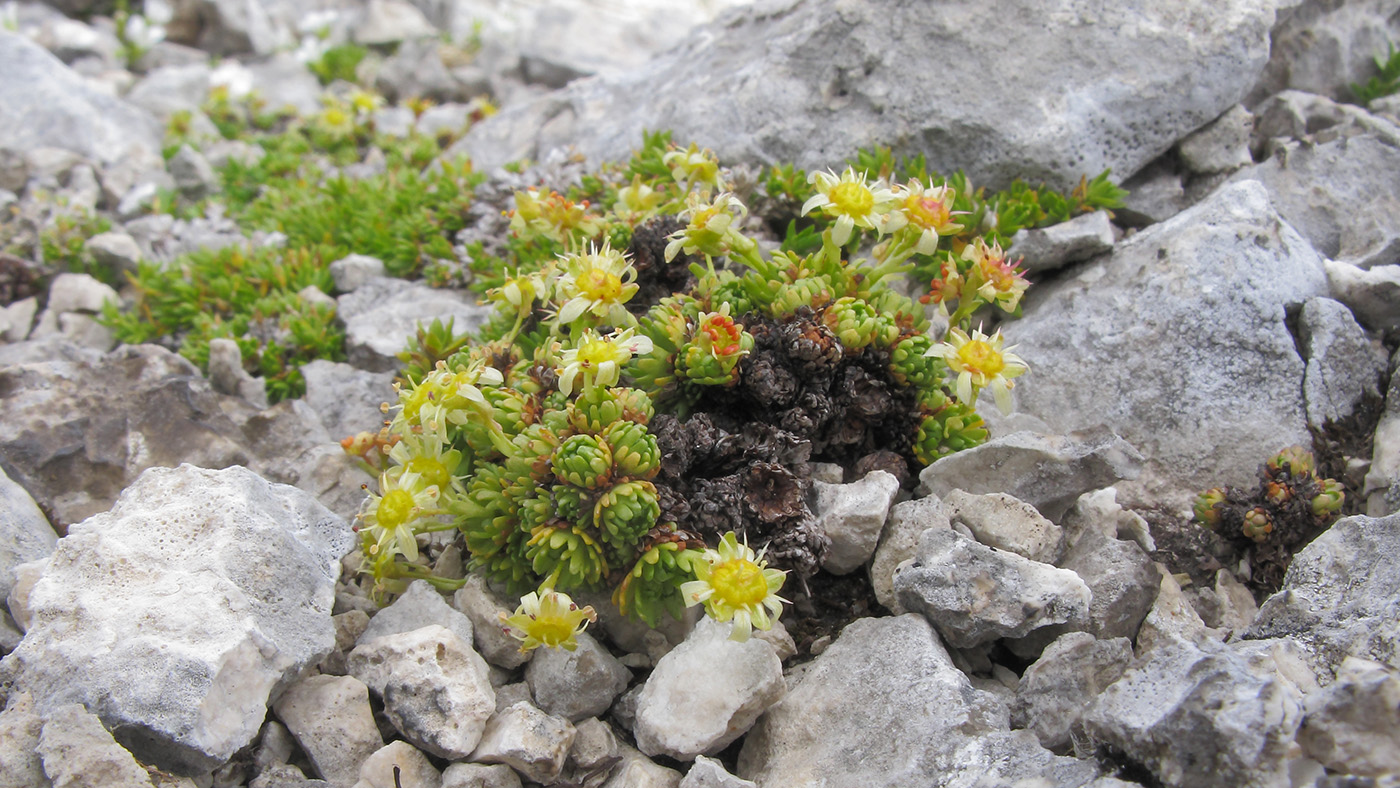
[0,464,352,774]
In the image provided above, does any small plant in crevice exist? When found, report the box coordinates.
[1351,42,1400,106]
[351,132,1116,650]
[1192,445,1345,595]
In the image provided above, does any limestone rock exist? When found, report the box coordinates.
[943,489,1063,564]
[1177,104,1254,175]
[634,617,784,760]
[1365,349,1400,516]
[37,703,154,788]
[525,631,631,722]
[299,361,395,440]
[680,756,756,788]
[329,254,387,295]
[894,527,1091,649]
[1000,180,1329,511]
[337,278,493,373]
[0,693,46,788]
[441,762,521,788]
[469,701,576,785]
[0,464,350,774]
[354,741,441,788]
[1011,632,1134,751]
[1327,260,1400,333]
[453,575,533,670]
[1295,656,1400,776]
[869,493,950,614]
[358,580,473,649]
[272,674,383,786]
[1297,296,1387,428]
[0,467,56,603]
[813,470,900,575]
[1007,210,1116,274]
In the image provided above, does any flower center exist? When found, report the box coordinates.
[906,194,950,229]
[957,340,1005,376]
[700,315,742,356]
[829,182,875,216]
[578,269,623,302]
[376,488,415,529]
[710,559,771,607]
[527,615,580,648]
[577,337,623,368]
[406,457,449,490]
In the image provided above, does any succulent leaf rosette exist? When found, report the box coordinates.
[354,133,1084,648]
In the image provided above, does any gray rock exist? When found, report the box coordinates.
[602,744,683,788]
[1008,210,1116,274]
[1327,260,1400,333]
[37,703,155,788]
[1298,296,1387,428]
[46,273,117,314]
[1251,90,1400,152]
[453,575,533,670]
[634,617,784,760]
[918,429,1143,522]
[167,144,218,201]
[525,631,631,722]
[272,675,383,786]
[680,756,756,788]
[1082,637,1303,788]
[126,63,214,119]
[254,719,297,775]
[869,493,949,614]
[1060,487,1155,554]
[358,579,473,648]
[55,312,116,351]
[1296,656,1400,776]
[337,278,494,372]
[252,763,330,788]
[330,254,388,295]
[85,231,143,275]
[0,147,28,192]
[568,716,619,772]
[354,740,441,788]
[245,54,322,117]
[944,489,1063,564]
[737,615,1096,787]
[469,701,576,785]
[374,39,464,104]
[1248,0,1400,105]
[1116,160,1189,227]
[353,0,437,46]
[0,467,56,603]
[0,297,37,343]
[347,625,496,759]
[1011,632,1134,751]
[456,0,1274,193]
[5,558,44,633]
[1177,104,1254,175]
[441,762,521,788]
[894,528,1091,648]
[208,338,270,408]
[0,693,46,788]
[1231,134,1400,270]
[1365,350,1400,516]
[0,464,351,774]
[1058,527,1159,642]
[1246,511,1400,676]
[1000,180,1329,512]
[813,470,900,575]
[0,30,162,167]
[167,0,286,56]
[1136,567,1216,657]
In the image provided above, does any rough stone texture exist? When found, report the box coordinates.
[1001,180,1329,511]
[1177,104,1255,174]
[1296,656,1400,775]
[347,625,496,760]
[1058,527,1159,642]
[1060,487,1155,554]
[634,617,785,760]
[894,528,1091,648]
[441,762,521,788]
[1136,567,1216,657]
[166,0,287,57]
[681,756,757,788]
[251,763,330,788]
[525,631,631,722]
[469,701,576,785]
[737,615,1098,788]
[569,716,620,772]
[0,30,162,167]
[0,466,56,603]
[1082,637,1304,788]
[1365,350,1400,516]
[453,575,533,670]
[47,273,118,315]
[37,703,155,788]
[1297,296,1387,428]
[943,489,1063,564]
[1246,512,1400,676]
[1232,134,1400,270]
[603,745,684,788]
[0,342,369,526]
[1248,0,1400,105]
[167,144,218,201]
[357,580,473,649]
[1011,632,1134,752]
[329,254,387,295]
[0,693,46,788]
[1006,210,1115,274]
[85,231,144,275]
[0,464,350,774]
[272,675,383,786]
[918,429,1143,522]
[299,361,395,440]
[354,740,441,788]
[812,470,900,575]
[207,337,270,409]
[869,494,950,614]
[1327,260,1400,334]
[337,278,494,373]
[457,0,1275,193]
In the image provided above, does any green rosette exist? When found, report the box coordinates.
[888,334,942,388]
[604,421,660,480]
[612,539,704,627]
[526,522,608,589]
[552,433,614,489]
[594,480,660,559]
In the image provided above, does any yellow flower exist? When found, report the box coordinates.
[801,167,897,246]
[962,238,1029,313]
[680,532,788,642]
[349,89,385,117]
[926,326,1028,415]
[892,180,966,254]
[613,175,664,221]
[386,430,466,496]
[554,241,641,326]
[665,191,755,262]
[555,327,653,397]
[509,189,605,245]
[394,357,504,437]
[358,470,440,564]
[488,267,551,323]
[662,143,722,190]
[499,589,598,652]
